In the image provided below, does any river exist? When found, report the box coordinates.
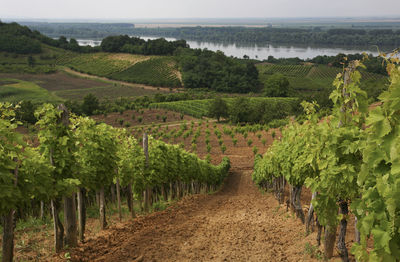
[76,36,384,60]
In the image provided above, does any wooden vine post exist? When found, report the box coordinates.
[58,104,78,248]
[77,187,86,242]
[116,177,122,221]
[2,163,18,262]
[143,133,150,212]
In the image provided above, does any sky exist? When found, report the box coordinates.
[1,0,400,20]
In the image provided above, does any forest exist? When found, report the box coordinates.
[114,27,400,47]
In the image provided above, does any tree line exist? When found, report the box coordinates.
[130,26,400,47]
[176,48,260,93]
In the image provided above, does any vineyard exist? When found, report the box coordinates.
[59,53,181,88]
[58,52,148,77]
[2,59,399,261]
[109,56,182,88]
[0,104,232,261]
[253,58,400,261]
[257,63,386,93]
[150,97,300,118]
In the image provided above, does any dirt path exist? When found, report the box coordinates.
[59,67,181,93]
[69,167,316,262]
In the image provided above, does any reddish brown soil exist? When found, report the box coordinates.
[68,170,319,262]
[92,109,196,127]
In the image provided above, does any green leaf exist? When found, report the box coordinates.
[371,228,391,253]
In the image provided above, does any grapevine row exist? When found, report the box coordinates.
[0,103,230,261]
[253,56,400,261]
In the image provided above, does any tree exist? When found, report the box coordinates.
[27,56,35,67]
[208,97,228,122]
[81,93,99,115]
[228,97,251,123]
[263,73,290,97]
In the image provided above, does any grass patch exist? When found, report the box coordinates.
[304,242,326,260]
[257,63,385,94]
[0,78,63,103]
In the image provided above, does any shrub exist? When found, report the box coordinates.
[206,144,212,153]
[252,146,258,155]
[261,138,267,146]
[221,144,227,154]
[232,138,238,146]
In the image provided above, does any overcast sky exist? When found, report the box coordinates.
[1,0,400,20]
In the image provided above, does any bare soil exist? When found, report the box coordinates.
[68,170,318,262]
[92,109,197,127]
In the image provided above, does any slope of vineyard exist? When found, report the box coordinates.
[257,63,385,92]
[150,97,299,118]
[58,52,150,77]
[58,53,181,88]
[109,56,182,88]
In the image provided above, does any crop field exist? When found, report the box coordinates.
[92,108,281,168]
[59,52,181,88]
[257,64,385,92]
[109,57,182,88]
[59,52,149,77]
[150,97,299,118]
[0,71,163,101]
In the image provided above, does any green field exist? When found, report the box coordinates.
[59,52,181,88]
[110,56,181,87]
[58,52,147,76]
[150,97,299,118]
[257,63,385,92]
[0,78,62,103]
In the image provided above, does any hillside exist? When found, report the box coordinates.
[0,22,182,102]
[256,63,388,106]
[58,53,182,88]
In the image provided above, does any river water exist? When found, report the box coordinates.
[77,36,383,60]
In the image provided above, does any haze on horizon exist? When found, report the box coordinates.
[1,0,400,21]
